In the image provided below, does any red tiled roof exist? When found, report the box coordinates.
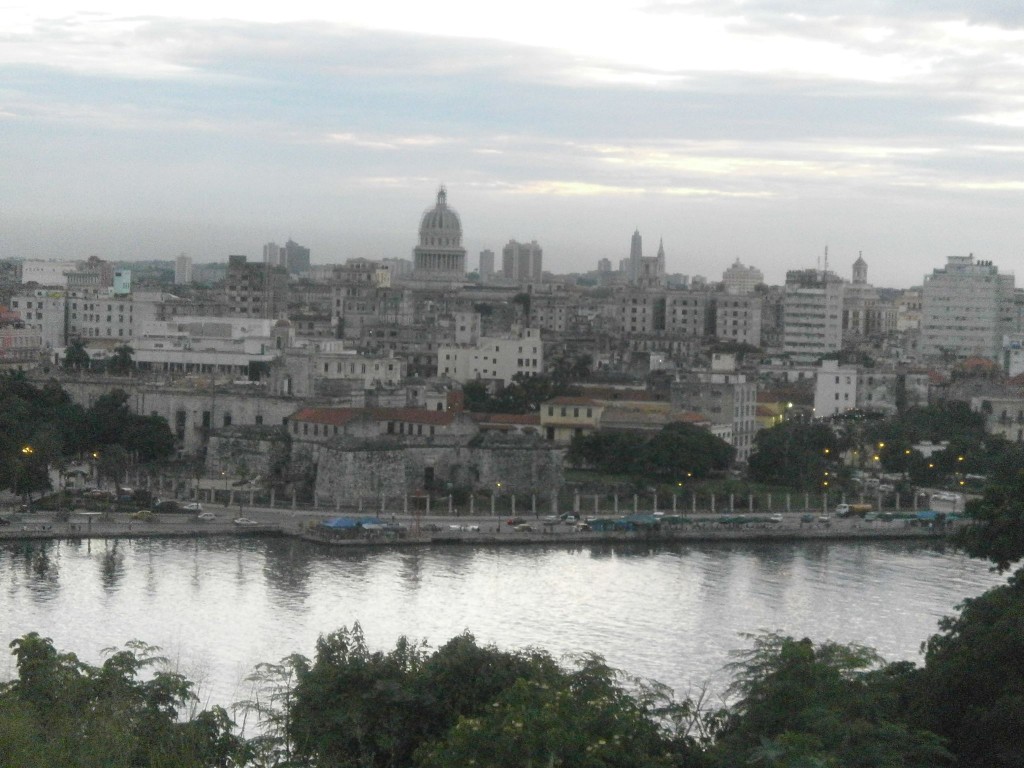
[469,412,541,425]
[577,386,664,402]
[546,396,600,406]
[289,406,458,426]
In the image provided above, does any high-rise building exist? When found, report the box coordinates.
[226,254,288,318]
[921,255,1016,361]
[722,259,764,294]
[478,249,495,282]
[174,254,193,285]
[284,239,311,274]
[782,269,844,362]
[262,242,284,268]
[598,258,611,273]
[501,240,543,283]
[411,186,466,284]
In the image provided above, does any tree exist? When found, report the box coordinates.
[748,423,840,490]
[106,344,135,375]
[955,446,1024,572]
[710,633,950,768]
[63,338,90,371]
[636,423,735,480]
[0,633,246,767]
[417,654,696,768]
[913,572,1024,768]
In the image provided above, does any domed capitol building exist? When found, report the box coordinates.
[411,186,467,284]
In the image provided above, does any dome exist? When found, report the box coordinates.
[419,186,462,246]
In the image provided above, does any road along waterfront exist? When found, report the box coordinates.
[0,533,1005,711]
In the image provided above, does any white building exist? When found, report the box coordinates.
[19,260,77,286]
[921,255,1015,361]
[814,360,858,417]
[9,289,67,350]
[502,240,543,283]
[131,316,287,376]
[783,269,844,362]
[174,254,193,285]
[437,326,543,386]
[410,187,466,284]
[722,259,764,294]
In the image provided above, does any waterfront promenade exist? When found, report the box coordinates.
[0,505,959,547]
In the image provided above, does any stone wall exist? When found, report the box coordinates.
[314,433,565,506]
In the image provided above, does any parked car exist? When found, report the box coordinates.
[421,522,443,532]
[197,512,217,521]
[506,517,526,526]
[233,517,259,526]
[130,510,154,522]
[514,523,533,532]
[154,500,181,513]
[818,514,831,523]
[181,502,203,512]
[768,514,783,523]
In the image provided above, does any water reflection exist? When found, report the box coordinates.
[0,536,1010,708]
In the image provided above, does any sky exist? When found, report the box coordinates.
[3,1,1024,287]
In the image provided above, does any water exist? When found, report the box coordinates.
[0,536,1007,707]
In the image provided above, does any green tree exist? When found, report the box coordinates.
[955,446,1024,572]
[636,423,735,480]
[106,345,135,375]
[417,654,696,768]
[710,633,950,768]
[0,633,246,767]
[748,423,840,490]
[912,572,1024,768]
[63,338,90,371]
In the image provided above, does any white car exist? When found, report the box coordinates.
[182,502,203,512]
[233,517,259,526]
[197,512,217,521]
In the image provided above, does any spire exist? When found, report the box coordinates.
[657,238,665,258]
[437,185,447,206]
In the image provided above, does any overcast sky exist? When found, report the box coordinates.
[4,2,1024,286]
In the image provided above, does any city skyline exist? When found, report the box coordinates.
[4,2,1024,287]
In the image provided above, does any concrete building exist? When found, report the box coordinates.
[284,239,311,274]
[971,394,1024,442]
[712,294,762,347]
[130,316,288,377]
[841,255,883,340]
[437,326,543,386]
[722,259,764,294]
[0,310,42,371]
[921,255,1016,361]
[411,187,466,284]
[225,254,289,319]
[615,290,709,337]
[478,249,495,282]
[19,260,77,286]
[263,242,284,267]
[502,240,543,283]
[269,339,406,398]
[671,352,757,462]
[540,396,604,444]
[814,360,858,417]
[174,254,193,285]
[783,269,844,362]
[9,289,67,350]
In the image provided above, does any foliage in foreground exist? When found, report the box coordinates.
[6,568,1024,767]
[0,633,244,767]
